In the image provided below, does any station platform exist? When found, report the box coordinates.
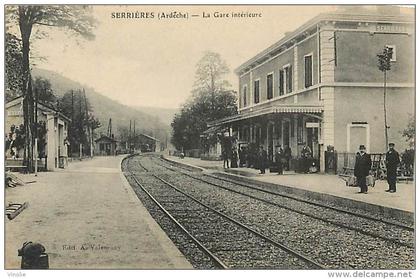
[164,155,414,220]
[5,155,192,269]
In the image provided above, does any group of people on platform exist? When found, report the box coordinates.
[222,141,403,194]
[222,143,317,175]
[354,143,400,194]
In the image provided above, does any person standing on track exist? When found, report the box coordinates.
[385,143,400,193]
[354,145,372,194]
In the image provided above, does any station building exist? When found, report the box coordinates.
[94,135,118,156]
[120,133,160,153]
[208,7,414,172]
[5,96,70,171]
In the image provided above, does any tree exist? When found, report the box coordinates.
[33,77,56,105]
[5,33,23,101]
[5,5,96,171]
[193,51,231,94]
[377,46,393,150]
[58,90,100,156]
[171,51,237,151]
[402,115,415,148]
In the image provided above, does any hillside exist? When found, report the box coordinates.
[32,68,170,143]
[135,106,179,126]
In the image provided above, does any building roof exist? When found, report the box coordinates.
[138,133,160,142]
[202,125,228,135]
[95,135,118,143]
[235,7,414,74]
[208,104,323,127]
[6,95,71,122]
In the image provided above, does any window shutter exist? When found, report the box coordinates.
[267,74,273,99]
[279,70,284,96]
[254,80,259,104]
[304,56,312,88]
[288,66,293,93]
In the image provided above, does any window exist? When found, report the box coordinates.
[254,80,260,104]
[266,73,273,100]
[386,45,396,62]
[284,65,293,93]
[279,69,284,96]
[243,86,247,107]
[304,54,313,88]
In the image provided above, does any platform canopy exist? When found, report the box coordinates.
[208,104,323,127]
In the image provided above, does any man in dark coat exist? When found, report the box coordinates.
[354,145,372,194]
[258,146,267,174]
[274,145,284,175]
[222,149,229,169]
[231,148,238,168]
[283,144,292,171]
[385,143,400,193]
[300,144,312,173]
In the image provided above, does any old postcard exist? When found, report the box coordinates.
[3,3,415,277]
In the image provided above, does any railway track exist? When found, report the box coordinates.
[158,155,414,231]
[124,155,325,269]
[124,154,415,269]
[150,156,414,249]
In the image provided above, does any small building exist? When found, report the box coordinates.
[5,96,70,171]
[208,6,414,173]
[94,135,117,156]
[120,133,160,153]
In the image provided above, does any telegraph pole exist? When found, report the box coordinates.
[34,86,39,176]
[83,89,93,157]
[133,120,136,152]
[78,90,84,156]
[129,120,132,153]
[71,90,74,157]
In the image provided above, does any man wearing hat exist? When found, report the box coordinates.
[354,145,372,194]
[385,143,400,193]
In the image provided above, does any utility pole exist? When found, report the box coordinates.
[133,120,136,152]
[78,90,84,156]
[107,118,112,137]
[83,89,93,157]
[129,120,132,153]
[71,90,74,157]
[34,86,38,176]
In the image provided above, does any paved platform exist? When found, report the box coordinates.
[165,156,414,214]
[5,155,192,269]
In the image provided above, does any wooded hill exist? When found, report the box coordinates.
[32,68,171,144]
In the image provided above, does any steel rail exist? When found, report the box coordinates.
[154,160,414,249]
[125,157,228,269]
[135,157,325,269]
[157,156,414,231]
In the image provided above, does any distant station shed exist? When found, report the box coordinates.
[94,135,117,156]
[121,133,160,153]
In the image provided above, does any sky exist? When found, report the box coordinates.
[24,5,365,109]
